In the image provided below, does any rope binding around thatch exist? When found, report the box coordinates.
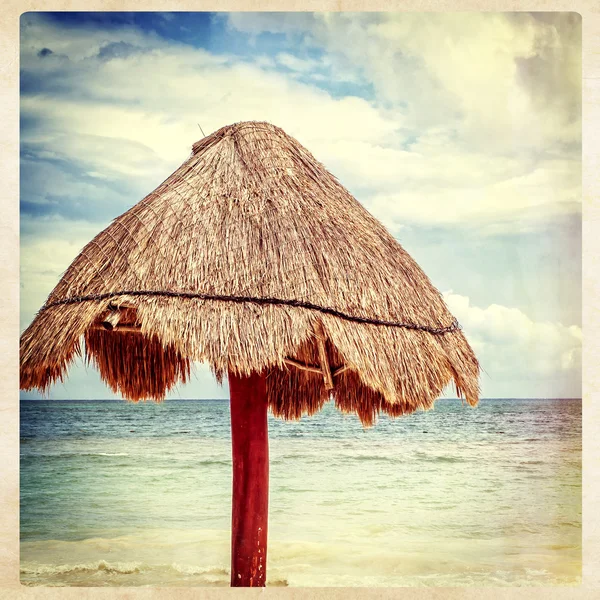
[41,289,461,390]
[39,289,461,333]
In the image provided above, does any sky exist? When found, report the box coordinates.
[19,11,582,400]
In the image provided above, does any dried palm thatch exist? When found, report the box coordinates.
[20,121,479,425]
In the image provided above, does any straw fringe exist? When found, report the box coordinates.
[84,328,191,401]
[20,121,480,423]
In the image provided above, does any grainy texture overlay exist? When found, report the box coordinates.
[3,1,599,599]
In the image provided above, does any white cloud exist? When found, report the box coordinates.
[21,44,401,171]
[20,16,580,229]
[22,129,171,179]
[276,52,318,73]
[444,291,581,397]
[19,12,581,249]
[224,12,582,230]
[227,12,581,155]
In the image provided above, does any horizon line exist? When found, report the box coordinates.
[19,397,583,401]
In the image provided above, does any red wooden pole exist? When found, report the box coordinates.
[228,370,269,587]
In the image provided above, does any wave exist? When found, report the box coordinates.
[21,560,142,576]
[20,560,227,579]
[177,459,232,467]
[20,558,577,587]
[23,452,130,459]
[171,563,228,576]
[339,454,395,463]
[21,560,289,586]
[413,452,465,463]
[89,452,130,457]
[318,452,466,464]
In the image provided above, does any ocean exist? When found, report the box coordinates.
[20,398,581,587]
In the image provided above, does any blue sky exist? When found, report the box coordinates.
[20,12,582,399]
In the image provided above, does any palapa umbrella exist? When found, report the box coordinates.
[20,121,480,587]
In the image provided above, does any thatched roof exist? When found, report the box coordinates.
[20,121,479,425]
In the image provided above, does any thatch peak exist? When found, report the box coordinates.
[191,120,286,154]
[20,120,479,425]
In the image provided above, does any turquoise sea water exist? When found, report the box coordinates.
[20,398,581,587]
